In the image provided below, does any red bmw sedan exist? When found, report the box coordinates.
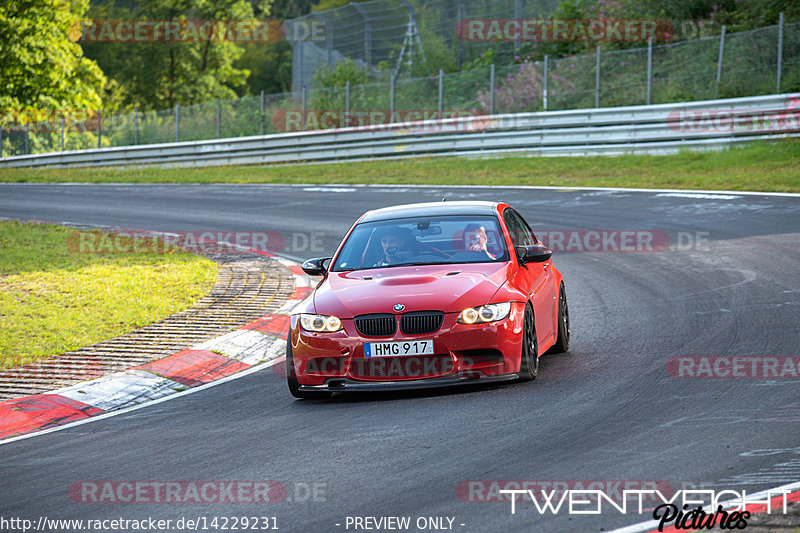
[287,201,569,398]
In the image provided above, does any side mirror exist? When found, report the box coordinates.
[301,257,331,276]
[515,244,552,264]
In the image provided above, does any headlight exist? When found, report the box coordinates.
[300,313,343,332]
[458,302,511,324]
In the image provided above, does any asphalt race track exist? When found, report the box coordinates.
[1,183,799,532]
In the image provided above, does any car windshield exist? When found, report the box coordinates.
[332,215,509,272]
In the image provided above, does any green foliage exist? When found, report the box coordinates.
[0,0,106,117]
[312,57,370,87]
[0,221,217,368]
[234,0,312,96]
[235,41,293,95]
[715,0,800,30]
[312,0,368,13]
[82,0,274,111]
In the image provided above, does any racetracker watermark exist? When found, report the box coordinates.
[667,105,800,134]
[456,19,672,42]
[69,481,285,504]
[534,230,671,252]
[71,20,284,43]
[68,481,327,504]
[667,357,800,379]
[0,110,100,133]
[0,360,104,381]
[272,110,487,133]
[67,230,325,255]
[276,355,457,379]
[512,230,709,252]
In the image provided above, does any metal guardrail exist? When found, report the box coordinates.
[1,93,797,169]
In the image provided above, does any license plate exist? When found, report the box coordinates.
[364,340,434,358]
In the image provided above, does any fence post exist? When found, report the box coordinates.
[97,113,101,149]
[25,122,30,154]
[302,85,307,130]
[175,104,180,142]
[0,126,3,158]
[390,74,395,121]
[716,25,726,98]
[326,22,333,66]
[351,4,371,66]
[646,37,653,105]
[438,69,444,117]
[457,1,465,67]
[777,12,784,93]
[134,107,138,145]
[595,45,601,108]
[260,90,265,135]
[60,118,65,151]
[217,98,221,138]
[345,80,350,115]
[543,55,549,111]
[490,63,495,115]
[514,0,521,52]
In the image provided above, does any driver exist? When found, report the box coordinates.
[375,227,415,265]
[464,223,496,259]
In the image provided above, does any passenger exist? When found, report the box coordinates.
[463,223,496,259]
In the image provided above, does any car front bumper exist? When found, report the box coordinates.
[289,302,526,388]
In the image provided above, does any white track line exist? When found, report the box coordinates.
[0,183,798,197]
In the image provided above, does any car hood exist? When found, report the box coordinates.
[313,263,514,317]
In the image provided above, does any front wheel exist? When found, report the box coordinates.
[547,284,570,354]
[286,337,332,399]
[518,305,539,381]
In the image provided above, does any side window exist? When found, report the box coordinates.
[514,210,538,245]
[503,209,535,247]
[503,209,523,247]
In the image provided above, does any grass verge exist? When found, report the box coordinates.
[0,140,798,192]
[0,221,218,369]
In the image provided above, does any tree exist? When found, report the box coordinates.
[233,0,314,96]
[0,0,106,122]
[312,0,367,13]
[82,0,274,110]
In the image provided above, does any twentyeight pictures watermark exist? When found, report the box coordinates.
[458,480,795,531]
[485,484,790,531]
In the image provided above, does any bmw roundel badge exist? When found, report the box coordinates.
[393,304,405,312]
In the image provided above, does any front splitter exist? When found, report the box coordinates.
[298,373,519,392]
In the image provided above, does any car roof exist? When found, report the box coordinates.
[360,201,501,222]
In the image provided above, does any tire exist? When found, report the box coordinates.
[286,337,332,399]
[518,304,539,381]
[547,284,570,355]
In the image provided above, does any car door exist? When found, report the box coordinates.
[503,208,557,348]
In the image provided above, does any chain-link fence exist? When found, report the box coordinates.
[1,20,797,158]
[287,0,563,90]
